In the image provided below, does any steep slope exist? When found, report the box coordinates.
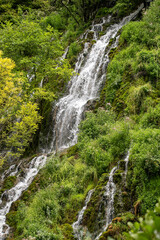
[1,1,160,240]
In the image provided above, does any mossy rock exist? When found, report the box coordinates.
[87,31,94,40]
[6,210,17,228]
[122,193,132,212]
[113,172,122,184]
[99,228,116,239]
[0,176,17,197]
[91,40,96,45]
[3,176,17,189]
[82,175,109,233]
[99,31,106,37]
[119,160,126,171]
[121,212,135,223]
[108,37,116,47]
[103,23,112,32]
[67,144,78,157]
[99,212,136,240]
[108,47,118,60]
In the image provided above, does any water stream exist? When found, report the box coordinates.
[95,166,118,240]
[94,152,130,240]
[0,155,47,239]
[49,4,144,152]
[72,189,95,240]
[0,4,143,239]
[72,152,130,240]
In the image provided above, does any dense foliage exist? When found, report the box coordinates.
[126,199,160,240]
[1,0,160,240]
[0,52,41,165]
[0,5,73,163]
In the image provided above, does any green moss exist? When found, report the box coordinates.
[61,224,74,240]
[99,212,136,240]
[67,144,78,157]
[82,174,109,233]
[6,210,17,228]
[3,176,16,189]
[113,172,122,184]
[108,47,119,60]
[0,176,17,198]
[87,31,94,40]
[91,40,96,45]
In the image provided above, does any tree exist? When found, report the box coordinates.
[53,0,108,23]
[0,52,41,166]
[0,18,72,96]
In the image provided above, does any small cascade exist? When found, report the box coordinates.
[49,4,144,152]
[39,79,44,88]
[124,151,130,180]
[62,46,69,59]
[1,161,24,183]
[72,189,94,239]
[1,165,16,181]
[0,155,47,239]
[72,151,130,240]
[95,166,118,240]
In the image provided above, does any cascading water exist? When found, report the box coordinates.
[95,166,118,240]
[73,152,130,240]
[49,4,144,152]
[124,151,130,180]
[72,165,118,240]
[72,189,94,240]
[0,155,47,239]
[0,3,143,238]
[94,152,130,240]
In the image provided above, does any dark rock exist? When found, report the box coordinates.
[119,160,126,171]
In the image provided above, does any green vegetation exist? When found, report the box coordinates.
[0,176,17,196]
[6,151,97,239]
[1,0,160,239]
[126,199,160,240]
[0,52,41,164]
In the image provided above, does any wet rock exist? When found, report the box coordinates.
[87,31,94,40]
[119,160,126,171]
[83,99,98,113]
[113,171,122,184]
[2,192,8,202]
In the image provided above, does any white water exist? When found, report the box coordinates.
[95,166,118,240]
[0,3,142,238]
[0,155,47,239]
[124,151,130,180]
[72,189,94,239]
[1,161,23,182]
[95,152,130,239]
[49,4,144,152]
[73,151,130,240]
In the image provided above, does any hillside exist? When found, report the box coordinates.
[0,0,160,239]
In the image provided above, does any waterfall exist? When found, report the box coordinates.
[0,3,143,238]
[72,165,118,240]
[95,167,117,240]
[72,152,130,240]
[49,4,144,152]
[0,155,47,239]
[94,152,130,240]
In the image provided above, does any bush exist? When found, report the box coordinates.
[127,199,160,239]
[140,103,160,128]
